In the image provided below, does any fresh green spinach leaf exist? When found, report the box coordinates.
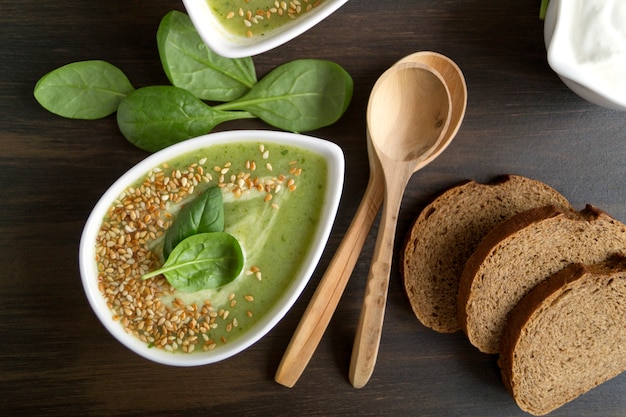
[157,10,256,102]
[215,59,353,132]
[142,232,244,292]
[34,60,134,120]
[539,0,550,19]
[116,85,256,152]
[162,186,225,259]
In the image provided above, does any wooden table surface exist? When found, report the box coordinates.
[2,1,625,416]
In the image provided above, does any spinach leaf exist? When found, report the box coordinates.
[215,59,353,132]
[162,186,225,259]
[34,60,134,120]
[539,0,550,19]
[157,10,256,102]
[116,85,256,152]
[142,232,244,292]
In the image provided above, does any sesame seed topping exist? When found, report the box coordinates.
[93,144,305,355]
[220,0,323,38]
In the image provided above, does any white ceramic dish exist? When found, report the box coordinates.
[79,130,344,366]
[182,0,349,58]
[544,0,626,111]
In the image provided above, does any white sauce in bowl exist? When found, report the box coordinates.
[571,1,626,96]
[545,0,626,110]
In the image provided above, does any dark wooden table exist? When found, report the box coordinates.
[2,1,625,416]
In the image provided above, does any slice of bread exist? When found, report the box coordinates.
[401,175,572,333]
[458,204,626,354]
[498,255,626,416]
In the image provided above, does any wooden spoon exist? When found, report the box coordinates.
[275,55,466,388]
[349,62,454,389]
[275,113,385,388]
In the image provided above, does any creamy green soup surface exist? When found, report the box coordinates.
[95,141,328,354]
[207,0,325,38]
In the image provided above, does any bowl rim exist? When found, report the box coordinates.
[79,129,345,366]
[181,0,349,58]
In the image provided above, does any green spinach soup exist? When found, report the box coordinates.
[95,141,327,354]
[207,0,325,38]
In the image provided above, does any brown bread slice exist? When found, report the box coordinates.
[498,255,626,416]
[458,204,626,353]
[401,175,572,333]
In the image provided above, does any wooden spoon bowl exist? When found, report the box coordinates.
[396,51,467,168]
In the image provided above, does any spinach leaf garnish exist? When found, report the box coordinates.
[116,86,256,152]
[117,59,353,151]
[157,11,256,102]
[215,59,354,132]
[33,11,353,151]
[540,0,550,20]
[142,232,244,293]
[162,186,225,259]
[34,60,134,120]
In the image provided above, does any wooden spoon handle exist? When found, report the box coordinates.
[274,172,384,388]
[349,180,406,389]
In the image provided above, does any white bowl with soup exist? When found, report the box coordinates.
[79,130,344,366]
[182,0,349,58]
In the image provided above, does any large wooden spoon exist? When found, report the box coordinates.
[349,62,454,389]
[275,115,385,388]
[275,55,466,388]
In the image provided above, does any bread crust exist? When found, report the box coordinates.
[402,175,571,333]
[498,255,626,415]
[457,205,562,336]
[457,204,626,354]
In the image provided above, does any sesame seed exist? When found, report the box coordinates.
[93,142,308,355]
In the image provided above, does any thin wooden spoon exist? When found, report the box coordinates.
[349,62,454,389]
[275,113,385,388]
[275,55,466,388]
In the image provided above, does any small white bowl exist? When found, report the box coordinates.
[182,0,349,58]
[544,0,626,111]
[79,130,344,366]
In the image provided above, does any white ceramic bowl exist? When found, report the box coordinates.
[182,0,349,58]
[544,0,626,111]
[79,130,344,366]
